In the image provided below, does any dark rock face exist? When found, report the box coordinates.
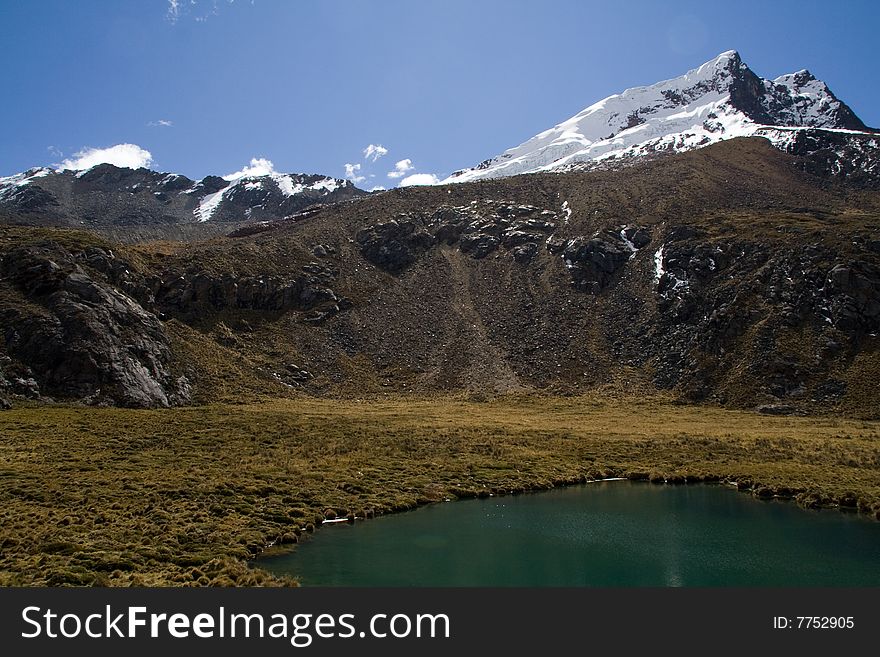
[0,184,59,213]
[155,268,343,318]
[761,70,870,132]
[825,262,880,331]
[560,229,642,292]
[645,229,880,409]
[726,52,774,125]
[73,244,349,323]
[774,129,880,188]
[190,175,228,196]
[356,218,435,272]
[75,164,168,187]
[0,243,189,407]
[623,225,652,249]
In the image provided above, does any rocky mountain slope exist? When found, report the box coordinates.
[447,50,878,183]
[0,163,366,240]
[2,137,880,416]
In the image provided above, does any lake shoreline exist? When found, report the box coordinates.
[254,472,879,571]
[1,395,878,586]
[259,479,880,587]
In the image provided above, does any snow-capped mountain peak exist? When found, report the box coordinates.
[445,50,874,183]
[191,171,350,222]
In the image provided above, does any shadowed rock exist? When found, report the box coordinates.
[0,243,189,407]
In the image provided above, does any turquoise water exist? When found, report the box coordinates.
[258,481,880,586]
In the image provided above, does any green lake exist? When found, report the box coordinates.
[258,481,880,586]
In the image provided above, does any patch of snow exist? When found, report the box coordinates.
[311,177,340,193]
[194,188,226,222]
[653,246,665,283]
[561,200,571,225]
[273,174,302,197]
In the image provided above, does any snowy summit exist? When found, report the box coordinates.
[445,50,875,182]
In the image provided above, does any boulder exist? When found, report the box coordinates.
[502,230,544,248]
[512,242,539,263]
[459,233,500,259]
[622,225,652,248]
[311,244,335,257]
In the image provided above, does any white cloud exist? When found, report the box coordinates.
[168,1,243,24]
[59,144,153,171]
[148,119,174,127]
[223,157,276,181]
[46,145,63,159]
[166,0,181,23]
[387,158,415,179]
[363,144,388,162]
[344,162,366,184]
[369,185,386,192]
[399,173,440,187]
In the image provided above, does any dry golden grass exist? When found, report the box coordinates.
[1,395,878,586]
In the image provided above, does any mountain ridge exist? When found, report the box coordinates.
[0,162,367,239]
[446,50,876,182]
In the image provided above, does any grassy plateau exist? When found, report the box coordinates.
[1,394,879,586]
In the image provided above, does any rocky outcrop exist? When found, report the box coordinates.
[824,262,880,331]
[459,232,500,259]
[0,242,189,407]
[550,226,650,292]
[559,233,632,292]
[73,245,348,321]
[356,218,435,272]
[644,230,880,408]
[770,129,880,188]
[155,270,340,316]
[0,183,58,212]
[428,203,558,262]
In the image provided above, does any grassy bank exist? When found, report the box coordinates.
[1,395,878,586]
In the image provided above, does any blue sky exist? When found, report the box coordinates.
[1,0,878,186]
